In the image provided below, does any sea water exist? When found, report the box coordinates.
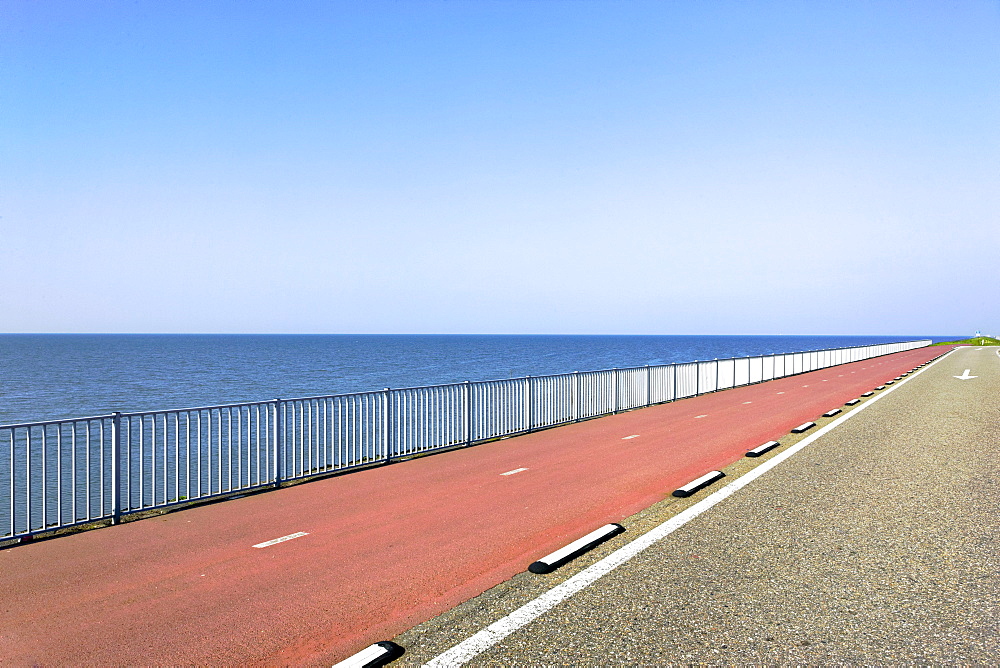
[0,334,956,425]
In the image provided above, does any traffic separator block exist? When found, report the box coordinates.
[845,398,860,406]
[746,441,780,457]
[333,641,405,668]
[792,421,816,433]
[528,523,625,574]
[822,408,841,417]
[672,470,726,498]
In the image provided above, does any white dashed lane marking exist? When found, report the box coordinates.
[501,468,529,476]
[621,435,640,440]
[742,401,752,404]
[253,532,309,549]
[695,415,708,419]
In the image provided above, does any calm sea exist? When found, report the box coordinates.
[0,334,956,425]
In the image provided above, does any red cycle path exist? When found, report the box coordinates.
[0,347,949,665]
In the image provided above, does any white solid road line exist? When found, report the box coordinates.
[422,349,959,668]
[501,468,529,476]
[252,532,308,549]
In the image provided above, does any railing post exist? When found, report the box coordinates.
[714,359,719,391]
[383,388,392,463]
[645,365,651,406]
[111,412,122,524]
[523,377,531,432]
[572,371,580,422]
[463,381,471,446]
[695,362,700,395]
[272,399,282,487]
[672,363,678,401]
[613,368,619,414]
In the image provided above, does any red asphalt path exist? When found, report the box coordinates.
[0,347,951,665]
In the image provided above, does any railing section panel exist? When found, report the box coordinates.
[695,361,718,394]
[282,392,383,478]
[649,364,676,404]
[390,385,465,458]
[616,367,649,411]
[122,403,275,512]
[576,370,614,419]
[731,357,748,387]
[673,362,697,399]
[529,374,575,429]
[1,417,114,538]
[470,379,525,442]
[715,359,733,390]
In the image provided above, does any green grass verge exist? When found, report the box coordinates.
[932,336,1000,346]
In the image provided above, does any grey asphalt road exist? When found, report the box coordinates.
[396,346,999,665]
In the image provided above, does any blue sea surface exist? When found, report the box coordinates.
[0,334,956,425]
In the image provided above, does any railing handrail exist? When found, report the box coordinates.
[0,338,932,430]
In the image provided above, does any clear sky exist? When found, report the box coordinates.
[2,1,997,335]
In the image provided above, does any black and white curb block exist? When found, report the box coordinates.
[746,441,780,458]
[861,391,874,397]
[333,641,405,668]
[791,421,816,434]
[822,408,842,418]
[672,470,726,498]
[528,523,625,574]
[875,385,886,390]
[845,398,860,406]
[885,380,895,385]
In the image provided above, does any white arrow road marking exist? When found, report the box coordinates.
[954,369,978,380]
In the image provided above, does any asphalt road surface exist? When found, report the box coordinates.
[0,346,952,664]
[401,345,998,665]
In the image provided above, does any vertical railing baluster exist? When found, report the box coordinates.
[572,371,580,421]
[463,381,471,446]
[383,389,392,463]
[272,399,282,487]
[523,377,531,432]
[111,413,121,525]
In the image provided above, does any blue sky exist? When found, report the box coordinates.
[2,1,997,335]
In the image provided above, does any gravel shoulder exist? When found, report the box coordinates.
[398,346,999,665]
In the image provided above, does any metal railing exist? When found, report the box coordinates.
[2,339,931,539]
